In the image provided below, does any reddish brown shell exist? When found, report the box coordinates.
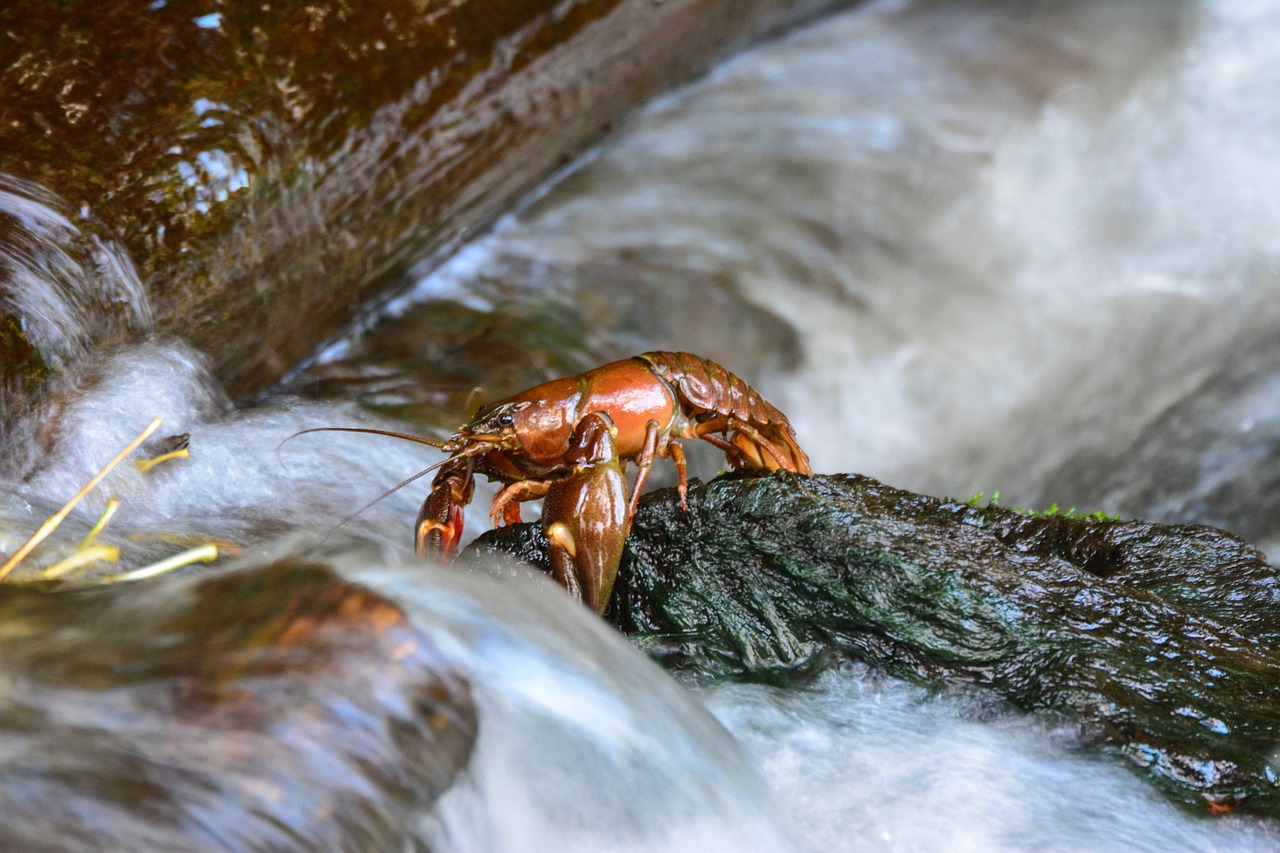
[635,351,811,474]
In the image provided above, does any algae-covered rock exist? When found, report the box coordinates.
[468,472,1280,816]
[0,560,476,851]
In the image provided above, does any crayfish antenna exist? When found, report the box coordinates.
[280,425,493,539]
[278,426,452,454]
[313,442,489,540]
[319,456,453,542]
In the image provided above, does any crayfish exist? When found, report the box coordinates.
[305,352,811,614]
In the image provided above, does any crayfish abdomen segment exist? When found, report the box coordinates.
[637,351,812,475]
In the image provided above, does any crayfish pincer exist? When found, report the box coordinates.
[301,352,812,614]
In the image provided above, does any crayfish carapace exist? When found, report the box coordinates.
[303,352,812,614]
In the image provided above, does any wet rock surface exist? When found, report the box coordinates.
[1028,335,1280,552]
[468,472,1280,816]
[0,0,848,410]
[0,561,477,852]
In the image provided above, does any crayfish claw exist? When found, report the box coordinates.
[415,455,475,561]
[542,413,628,614]
[546,522,577,559]
[545,520,583,602]
[416,517,461,562]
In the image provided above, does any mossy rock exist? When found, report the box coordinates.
[468,472,1280,817]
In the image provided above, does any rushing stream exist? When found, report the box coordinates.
[3,0,1280,849]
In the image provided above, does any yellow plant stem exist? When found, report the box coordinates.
[0,418,161,582]
[135,446,190,474]
[43,544,121,579]
[103,544,219,584]
[80,498,120,547]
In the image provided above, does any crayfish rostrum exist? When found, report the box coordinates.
[306,352,812,614]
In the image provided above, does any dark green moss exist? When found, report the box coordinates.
[0,311,46,400]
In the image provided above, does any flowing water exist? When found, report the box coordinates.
[3,0,1280,849]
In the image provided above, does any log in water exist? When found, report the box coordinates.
[0,0,848,412]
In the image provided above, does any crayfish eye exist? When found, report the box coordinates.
[498,413,514,427]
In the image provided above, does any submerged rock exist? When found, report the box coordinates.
[468,472,1280,817]
[0,561,476,851]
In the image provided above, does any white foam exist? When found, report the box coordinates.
[1,342,471,562]
[0,176,152,366]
